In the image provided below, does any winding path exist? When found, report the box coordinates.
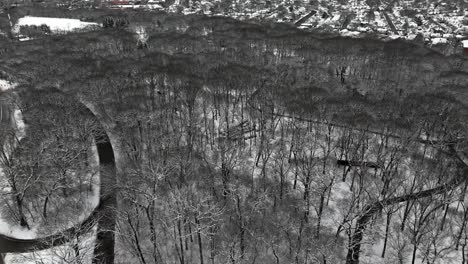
[0,88,117,264]
[345,146,468,264]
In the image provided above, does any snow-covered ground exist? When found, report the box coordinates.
[5,227,97,264]
[0,80,16,92]
[0,80,36,238]
[0,220,38,239]
[130,24,149,43]
[192,84,468,263]
[463,40,468,48]
[0,141,100,239]
[12,16,100,35]
[0,82,101,263]
[0,79,24,149]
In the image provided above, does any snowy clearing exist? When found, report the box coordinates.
[0,218,38,239]
[0,80,16,92]
[12,16,100,35]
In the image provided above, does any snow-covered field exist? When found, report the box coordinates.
[12,16,100,35]
[0,80,16,92]
[0,219,38,239]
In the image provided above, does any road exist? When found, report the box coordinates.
[0,88,117,264]
[382,11,399,35]
[294,10,317,26]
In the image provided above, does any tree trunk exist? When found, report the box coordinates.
[236,195,245,259]
[221,162,230,198]
[127,213,147,264]
[381,211,392,258]
[195,216,204,264]
[42,195,49,219]
[184,218,189,251]
[400,200,413,231]
[15,195,29,229]
[173,225,182,264]
[411,242,417,264]
[293,166,298,189]
[273,248,280,264]
[462,236,467,264]
[146,206,161,264]
[440,203,449,231]
[73,240,82,264]
[279,167,284,200]
[456,208,468,250]
[210,226,215,264]
[316,192,325,239]
[178,220,185,264]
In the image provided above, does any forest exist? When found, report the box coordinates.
[0,9,468,264]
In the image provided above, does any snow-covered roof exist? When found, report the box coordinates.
[13,16,99,34]
[462,40,468,48]
[431,37,448,45]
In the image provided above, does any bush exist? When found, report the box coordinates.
[19,24,51,37]
[103,16,129,28]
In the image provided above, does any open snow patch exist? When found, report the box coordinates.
[431,37,448,45]
[462,40,468,48]
[12,16,100,35]
[0,80,16,92]
[0,218,38,239]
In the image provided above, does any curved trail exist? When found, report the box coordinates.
[345,147,468,264]
[0,88,117,264]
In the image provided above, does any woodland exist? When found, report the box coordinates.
[0,8,468,264]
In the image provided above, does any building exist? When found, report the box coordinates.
[109,0,132,7]
[0,100,12,125]
[110,1,129,4]
[463,40,468,56]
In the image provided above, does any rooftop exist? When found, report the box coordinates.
[462,39,468,48]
